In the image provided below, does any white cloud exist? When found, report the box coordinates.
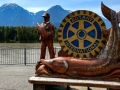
[25,7,48,13]
[110,4,120,12]
[68,0,96,2]
[26,5,65,13]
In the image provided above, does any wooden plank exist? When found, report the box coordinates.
[28,76,120,89]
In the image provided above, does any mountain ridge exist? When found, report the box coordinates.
[0,3,111,28]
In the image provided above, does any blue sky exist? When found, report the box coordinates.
[0,0,120,17]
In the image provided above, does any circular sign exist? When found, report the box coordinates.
[58,10,106,58]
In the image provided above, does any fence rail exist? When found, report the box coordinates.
[0,47,61,65]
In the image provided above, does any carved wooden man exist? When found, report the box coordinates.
[36,12,56,60]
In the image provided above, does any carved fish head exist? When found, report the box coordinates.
[41,59,68,74]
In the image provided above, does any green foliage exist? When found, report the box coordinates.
[0,26,58,43]
[0,26,4,42]
[54,29,58,43]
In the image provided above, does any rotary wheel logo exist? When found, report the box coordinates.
[58,10,107,58]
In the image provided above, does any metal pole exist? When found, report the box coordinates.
[54,47,56,54]
[24,48,26,65]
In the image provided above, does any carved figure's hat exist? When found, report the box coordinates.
[42,12,50,18]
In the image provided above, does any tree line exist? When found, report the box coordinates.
[0,26,58,43]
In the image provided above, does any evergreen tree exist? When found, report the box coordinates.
[0,26,58,43]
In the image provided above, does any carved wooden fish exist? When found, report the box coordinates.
[35,57,120,81]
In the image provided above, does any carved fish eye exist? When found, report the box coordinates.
[53,61,58,66]
[52,61,65,67]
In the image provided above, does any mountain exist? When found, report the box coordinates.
[0,3,34,26]
[46,5,70,28]
[0,3,111,28]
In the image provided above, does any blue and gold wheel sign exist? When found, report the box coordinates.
[58,10,106,58]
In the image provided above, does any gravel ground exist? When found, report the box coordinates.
[0,65,107,90]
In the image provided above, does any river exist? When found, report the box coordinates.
[0,43,60,48]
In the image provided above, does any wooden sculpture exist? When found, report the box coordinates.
[36,57,120,81]
[35,2,120,81]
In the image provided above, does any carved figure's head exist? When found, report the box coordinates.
[42,12,50,22]
[42,12,50,18]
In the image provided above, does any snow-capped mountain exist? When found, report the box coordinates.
[47,5,70,28]
[0,3,111,28]
[0,3,34,26]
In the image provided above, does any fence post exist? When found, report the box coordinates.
[24,48,26,65]
[54,47,56,54]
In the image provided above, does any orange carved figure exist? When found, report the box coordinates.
[35,3,120,81]
[36,57,120,81]
[36,12,56,60]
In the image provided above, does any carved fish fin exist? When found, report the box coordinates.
[101,2,116,22]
